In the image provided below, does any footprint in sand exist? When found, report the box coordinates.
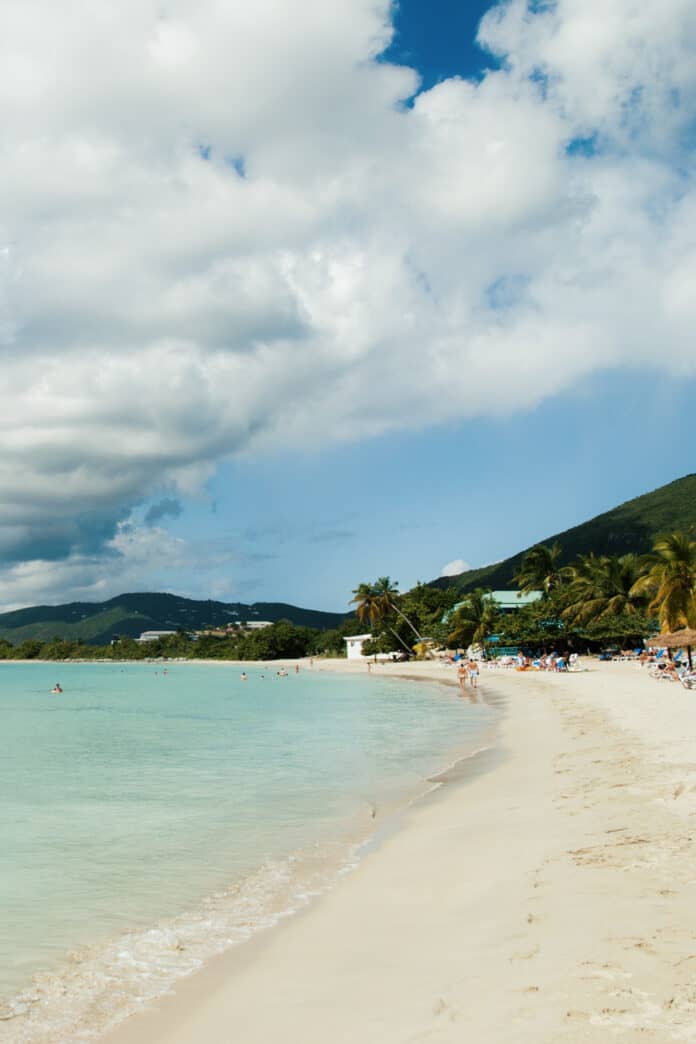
[432,997,459,1022]
[510,944,540,962]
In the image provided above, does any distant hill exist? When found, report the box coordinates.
[0,592,346,646]
[431,473,696,594]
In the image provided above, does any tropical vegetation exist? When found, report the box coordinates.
[488,532,696,654]
[630,532,696,631]
[513,541,566,596]
[447,589,498,651]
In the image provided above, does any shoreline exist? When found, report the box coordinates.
[101,660,696,1043]
[0,659,496,1043]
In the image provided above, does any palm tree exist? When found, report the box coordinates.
[447,589,497,657]
[350,582,383,630]
[350,581,412,654]
[631,532,696,631]
[513,542,567,597]
[563,553,646,627]
[372,576,423,642]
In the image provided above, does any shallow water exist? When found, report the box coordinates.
[0,662,494,1039]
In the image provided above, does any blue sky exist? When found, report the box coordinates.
[383,0,496,90]
[1,0,695,611]
[148,368,695,612]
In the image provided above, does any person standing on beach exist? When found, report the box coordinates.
[457,662,467,694]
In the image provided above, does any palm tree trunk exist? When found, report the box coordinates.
[388,626,412,654]
[391,605,423,641]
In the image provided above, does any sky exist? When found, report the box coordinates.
[1,0,695,613]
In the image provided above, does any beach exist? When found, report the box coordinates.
[99,659,696,1043]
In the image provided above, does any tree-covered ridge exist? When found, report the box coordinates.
[0,592,347,646]
[431,473,696,594]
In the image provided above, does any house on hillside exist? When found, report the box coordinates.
[488,590,543,613]
[135,630,178,643]
[444,590,542,624]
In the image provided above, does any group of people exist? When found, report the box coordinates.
[646,650,695,687]
[515,652,576,672]
[240,665,299,681]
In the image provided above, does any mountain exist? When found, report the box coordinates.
[0,592,346,646]
[431,473,696,594]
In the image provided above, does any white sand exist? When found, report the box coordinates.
[93,659,696,1042]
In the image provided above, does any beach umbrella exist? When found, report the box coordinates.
[651,628,696,669]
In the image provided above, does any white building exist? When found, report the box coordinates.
[343,634,372,660]
[135,630,178,643]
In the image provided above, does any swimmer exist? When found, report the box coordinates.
[240,672,247,681]
[51,683,63,694]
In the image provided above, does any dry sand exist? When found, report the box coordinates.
[97,658,696,1043]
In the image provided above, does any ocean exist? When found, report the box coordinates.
[0,661,495,1040]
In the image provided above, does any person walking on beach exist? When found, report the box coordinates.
[467,658,479,689]
[457,662,467,694]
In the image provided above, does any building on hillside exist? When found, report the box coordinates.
[489,590,543,612]
[135,630,178,643]
[196,621,273,638]
[344,634,372,660]
[444,590,542,624]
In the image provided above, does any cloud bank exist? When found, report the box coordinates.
[1,0,696,605]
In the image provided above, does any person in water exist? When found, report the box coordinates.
[240,672,247,681]
[52,683,63,693]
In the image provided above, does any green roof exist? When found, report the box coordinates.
[443,589,542,624]
[490,590,543,609]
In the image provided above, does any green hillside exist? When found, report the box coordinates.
[0,592,346,646]
[431,473,696,594]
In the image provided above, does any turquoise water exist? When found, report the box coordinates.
[0,662,494,1039]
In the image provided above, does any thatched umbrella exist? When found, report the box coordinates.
[651,628,696,669]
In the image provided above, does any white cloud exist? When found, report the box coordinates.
[0,0,695,586]
[0,522,245,611]
[440,559,471,578]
